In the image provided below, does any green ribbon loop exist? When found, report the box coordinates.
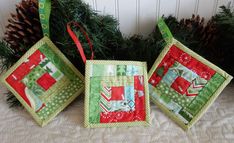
[157,18,173,44]
[39,0,51,37]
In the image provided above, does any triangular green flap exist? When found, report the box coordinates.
[0,37,84,126]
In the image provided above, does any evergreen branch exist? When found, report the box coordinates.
[0,40,19,72]
[6,91,22,108]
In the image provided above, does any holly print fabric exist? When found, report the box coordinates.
[148,39,232,130]
[1,37,84,126]
[85,61,150,128]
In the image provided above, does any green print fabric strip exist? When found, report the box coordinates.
[37,78,83,120]
[91,64,144,77]
[101,76,134,87]
[89,77,102,124]
[186,73,225,116]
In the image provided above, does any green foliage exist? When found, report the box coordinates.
[114,30,165,69]
[6,91,23,108]
[0,41,20,72]
[1,1,233,107]
[208,6,234,75]
[1,0,124,107]
[50,0,124,73]
[162,16,205,55]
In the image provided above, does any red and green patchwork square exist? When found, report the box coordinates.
[1,37,84,127]
[148,39,232,130]
[85,60,150,128]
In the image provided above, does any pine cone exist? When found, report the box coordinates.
[3,0,43,51]
[180,15,205,32]
[179,15,217,49]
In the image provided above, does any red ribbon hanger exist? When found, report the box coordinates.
[67,21,94,64]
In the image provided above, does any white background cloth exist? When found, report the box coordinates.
[0,83,233,143]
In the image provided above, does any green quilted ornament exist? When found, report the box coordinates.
[148,18,233,130]
[1,37,84,126]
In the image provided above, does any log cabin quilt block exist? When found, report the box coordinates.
[1,37,84,127]
[84,60,150,128]
[148,38,232,130]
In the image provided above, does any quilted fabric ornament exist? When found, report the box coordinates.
[1,0,84,127]
[85,60,150,128]
[0,37,84,126]
[148,19,233,130]
[67,22,150,128]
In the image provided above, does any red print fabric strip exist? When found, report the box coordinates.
[169,45,216,80]
[149,45,216,87]
[100,110,146,123]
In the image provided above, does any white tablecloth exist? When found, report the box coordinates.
[0,83,233,143]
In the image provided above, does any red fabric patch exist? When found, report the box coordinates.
[100,111,145,123]
[135,76,146,112]
[111,86,124,100]
[134,76,144,91]
[171,77,191,94]
[5,50,46,107]
[148,72,161,87]
[27,50,46,68]
[37,73,56,90]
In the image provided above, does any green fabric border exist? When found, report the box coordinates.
[0,36,84,127]
[148,38,233,130]
[84,60,151,128]
[89,77,102,123]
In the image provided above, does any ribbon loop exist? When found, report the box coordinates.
[157,18,173,44]
[67,21,94,64]
[39,0,51,37]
